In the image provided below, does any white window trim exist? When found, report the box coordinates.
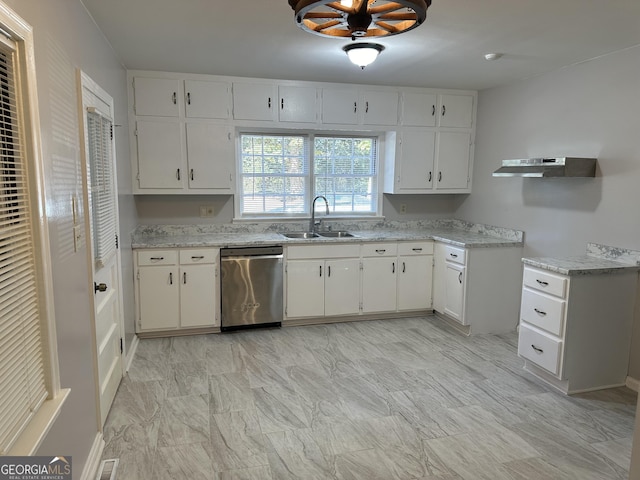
[234,128,385,221]
[0,2,68,456]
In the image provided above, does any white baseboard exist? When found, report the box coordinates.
[124,335,139,372]
[626,376,640,392]
[80,432,104,480]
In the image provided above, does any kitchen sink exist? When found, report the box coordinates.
[281,232,320,239]
[317,231,356,238]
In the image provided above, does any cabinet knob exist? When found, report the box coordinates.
[187,92,191,105]
[172,92,177,105]
[438,171,442,182]
[176,169,181,181]
[402,262,406,273]
[365,101,369,113]
[442,105,446,116]
[432,104,435,117]
[183,272,187,284]
[268,97,272,108]
[281,98,284,110]
[428,171,432,182]
[354,102,357,114]
[392,262,395,274]
[190,169,194,181]
[458,271,462,283]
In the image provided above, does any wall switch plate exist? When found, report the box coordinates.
[400,204,407,214]
[200,205,214,217]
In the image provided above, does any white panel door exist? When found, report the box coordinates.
[360,90,399,125]
[435,131,471,190]
[136,120,185,189]
[402,92,437,127]
[180,264,217,328]
[322,88,359,124]
[186,123,234,191]
[232,82,277,121]
[278,85,317,123]
[444,262,466,324]
[397,130,436,191]
[133,77,180,116]
[138,266,180,331]
[185,80,230,119]
[397,255,433,311]
[325,259,360,316]
[362,257,397,313]
[286,260,325,318]
[438,94,473,128]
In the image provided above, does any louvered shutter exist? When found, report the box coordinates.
[86,108,116,267]
[0,37,48,455]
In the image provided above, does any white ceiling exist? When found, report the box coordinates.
[81,0,640,91]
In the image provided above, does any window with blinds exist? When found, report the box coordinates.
[238,132,379,217]
[86,108,116,267]
[0,40,48,455]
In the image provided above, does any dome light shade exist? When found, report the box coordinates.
[343,43,384,69]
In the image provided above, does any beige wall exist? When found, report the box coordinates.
[455,45,640,379]
[5,0,135,474]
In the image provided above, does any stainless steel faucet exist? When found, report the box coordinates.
[310,195,329,233]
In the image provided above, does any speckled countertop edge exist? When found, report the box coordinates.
[522,255,640,276]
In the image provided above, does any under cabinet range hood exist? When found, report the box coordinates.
[493,157,597,178]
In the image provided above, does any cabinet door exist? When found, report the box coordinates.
[180,264,217,328]
[322,88,358,124]
[439,94,473,128]
[398,255,433,311]
[185,80,230,119]
[435,131,471,191]
[185,123,234,191]
[402,92,437,127]
[444,262,466,324]
[138,266,179,331]
[232,82,277,121]
[136,120,185,189]
[325,259,360,316]
[362,257,397,313]
[279,85,317,123]
[432,243,446,313]
[133,77,181,117]
[360,90,398,125]
[286,260,324,318]
[397,130,436,191]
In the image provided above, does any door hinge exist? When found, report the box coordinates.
[120,338,123,354]
[115,233,119,250]
[110,124,114,140]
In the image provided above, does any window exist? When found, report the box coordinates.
[239,132,379,218]
[0,4,66,456]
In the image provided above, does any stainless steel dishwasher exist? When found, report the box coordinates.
[220,246,283,331]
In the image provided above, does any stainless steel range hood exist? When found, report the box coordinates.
[493,157,597,178]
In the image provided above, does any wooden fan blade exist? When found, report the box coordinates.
[369,2,404,15]
[327,1,352,13]
[313,19,344,31]
[378,12,418,21]
[373,20,400,33]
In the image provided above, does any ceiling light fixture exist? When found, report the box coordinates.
[343,42,384,69]
[484,53,503,61]
[288,0,431,40]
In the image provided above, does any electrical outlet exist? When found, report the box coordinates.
[199,205,214,217]
[400,203,407,214]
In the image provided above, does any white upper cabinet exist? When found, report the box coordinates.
[185,123,234,192]
[401,92,437,127]
[184,80,230,119]
[133,77,181,117]
[434,131,471,190]
[232,82,277,121]
[359,90,399,125]
[278,85,318,123]
[438,94,474,128]
[135,120,185,189]
[322,88,359,125]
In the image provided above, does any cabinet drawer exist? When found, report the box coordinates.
[518,324,563,376]
[179,248,218,264]
[523,267,568,298]
[137,250,178,266]
[442,245,466,265]
[361,243,398,257]
[398,241,433,256]
[521,288,566,337]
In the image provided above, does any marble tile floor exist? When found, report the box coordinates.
[102,316,637,479]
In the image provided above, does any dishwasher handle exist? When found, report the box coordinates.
[221,254,283,261]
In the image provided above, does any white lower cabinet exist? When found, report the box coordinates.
[362,257,397,313]
[518,265,637,393]
[285,245,360,319]
[135,248,219,333]
[433,242,523,334]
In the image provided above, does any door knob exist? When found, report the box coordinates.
[94,282,108,293]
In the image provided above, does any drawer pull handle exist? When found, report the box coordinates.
[534,308,547,316]
[402,262,406,273]
[392,262,395,274]
[531,344,544,354]
[183,272,187,284]
[450,253,458,258]
[319,265,322,277]
[328,265,331,277]
[191,256,205,260]
[458,271,462,284]
[536,279,549,286]
[150,257,164,261]
[375,249,386,254]
[169,272,173,285]
[412,248,423,252]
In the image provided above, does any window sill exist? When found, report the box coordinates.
[233,215,385,224]
[6,388,70,456]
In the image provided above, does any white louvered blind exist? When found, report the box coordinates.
[0,39,48,455]
[86,108,116,268]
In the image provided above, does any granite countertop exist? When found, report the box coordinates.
[131,220,525,250]
[522,243,640,276]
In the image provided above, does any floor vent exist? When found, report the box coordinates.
[95,458,119,480]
